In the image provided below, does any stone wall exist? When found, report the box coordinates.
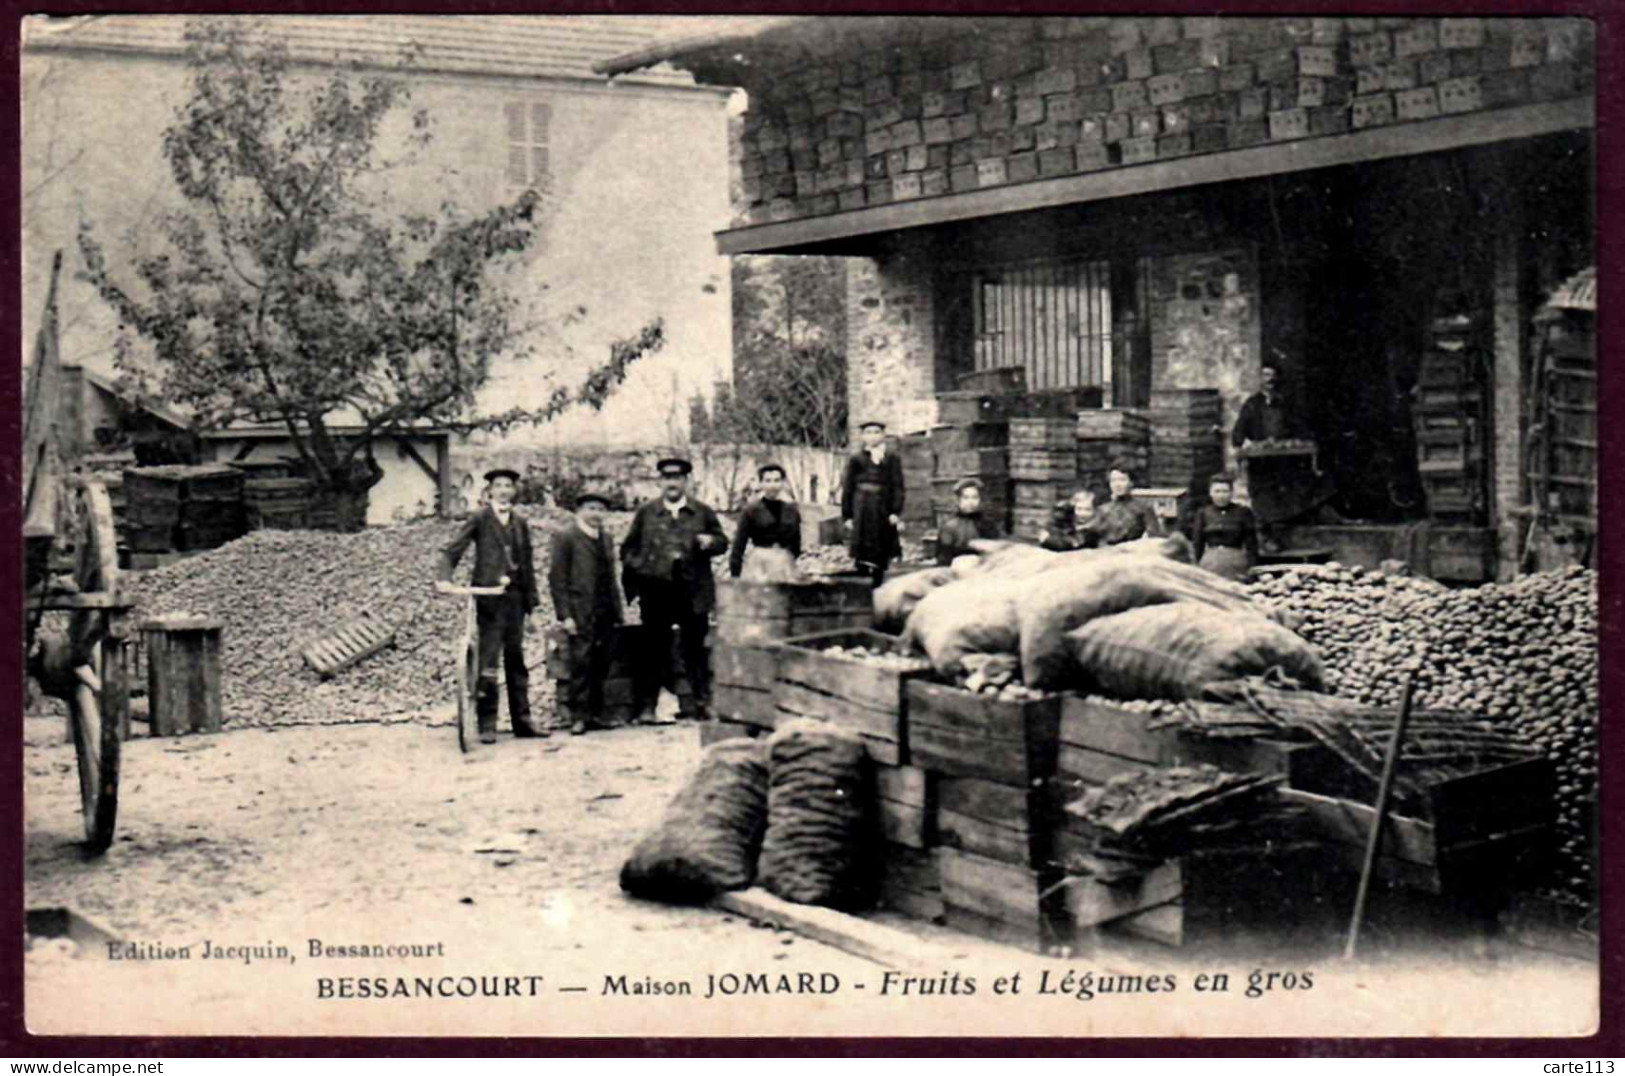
[847,243,941,437]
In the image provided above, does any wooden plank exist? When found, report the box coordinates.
[936,848,1045,921]
[710,644,780,690]
[772,680,900,744]
[1108,902,1184,947]
[1281,788,1438,865]
[713,888,960,971]
[776,640,917,714]
[942,904,1046,950]
[875,764,930,808]
[936,775,1040,829]
[879,799,932,849]
[1061,861,1183,929]
[698,719,761,747]
[716,99,1595,255]
[1176,734,1329,777]
[880,887,946,923]
[910,723,1055,786]
[879,843,942,894]
[714,615,791,645]
[908,682,1062,742]
[1060,695,1179,763]
[710,684,778,729]
[1059,744,1156,786]
[936,808,1036,865]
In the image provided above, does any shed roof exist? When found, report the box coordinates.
[24,13,722,90]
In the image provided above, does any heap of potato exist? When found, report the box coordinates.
[816,645,932,673]
[1249,564,1599,896]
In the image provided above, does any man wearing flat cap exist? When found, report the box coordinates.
[620,457,730,721]
[730,463,803,583]
[842,420,906,585]
[437,467,541,743]
[548,491,623,735]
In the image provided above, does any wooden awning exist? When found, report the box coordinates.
[715,97,1595,257]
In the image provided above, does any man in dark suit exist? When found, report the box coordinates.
[548,491,622,736]
[620,457,729,721]
[842,419,906,586]
[437,468,540,744]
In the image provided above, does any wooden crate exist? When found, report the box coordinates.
[1013,479,1073,508]
[935,447,1008,477]
[711,643,779,692]
[1057,695,1182,785]
[699,718,765,747]
[302,611,397,678]
[713,577,874,644]
[875,764,934,849]
[141,615,224,736]
[907,682,1062,787]
[1020,387,1105,419]
[937,847,1065,951]
[955,366,1027,394]
[878,841,944,922]
[1010,417,1081,449]
[712,683,779,729]
[935,774,1056,867]
[772,628,931,764]
[1075,409,1150,441]
[936,392,1016,425]
[928,423,1009,453]
[1009,447,1079,482]
[1284,754,1555,895]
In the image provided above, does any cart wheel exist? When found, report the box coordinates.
[70,483,122,853]
[456,603,479,754]
[70,664,120,854]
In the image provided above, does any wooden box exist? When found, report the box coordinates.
[937,847,1065,951]
[936,774,1056,867]
[875,764,934,849]
[772,629,931,764]
[878,842,944,922]
[1057,695,1180,786]
[1075,408,1150,442]
[1284,754,1555,895]
[936,447,1009,477]
[1009,447,1080,482]
[1009,417,1080,449]
[937,392,1015,425]
[929,422,1009,453]
[907,682,1062,787]
[713,577,874,645]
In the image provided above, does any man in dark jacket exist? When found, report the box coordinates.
[548,491,622,736]
[730,463,803,581]
[1232,360,1340,549]
[437,468,540,744]
[842,420,906,585]
[620,457,730,721]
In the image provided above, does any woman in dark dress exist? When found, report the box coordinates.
[1191,471,1260,581]
[1093,463,1163,546]
[730,463,803,582]
[935,478,1002,564]
[841,420,905,584]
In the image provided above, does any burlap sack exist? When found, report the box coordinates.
[757,719,875,909]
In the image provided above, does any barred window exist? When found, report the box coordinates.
[972,257,1115,393]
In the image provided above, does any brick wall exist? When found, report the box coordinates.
[847,245,941,437]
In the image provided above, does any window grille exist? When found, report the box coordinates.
[971,258,1114,392]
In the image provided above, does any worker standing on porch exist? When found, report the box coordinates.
[841,420,905,585]
[1232,360,1341,550]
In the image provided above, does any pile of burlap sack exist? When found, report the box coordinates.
[877,535,1323,699]
[620,720,873,908]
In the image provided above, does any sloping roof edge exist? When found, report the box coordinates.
[80,368,193,431]
[593,15,809,79]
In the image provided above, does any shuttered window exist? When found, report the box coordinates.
[971,258,1115,393]
[503,100,551,194]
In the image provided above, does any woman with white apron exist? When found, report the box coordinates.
[1190,472,1259,581]
[729,463,804,583]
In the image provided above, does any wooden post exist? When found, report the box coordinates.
[141,614,224,736]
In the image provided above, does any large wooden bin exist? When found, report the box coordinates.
[906,682,1062,788]
[771,628,929,764]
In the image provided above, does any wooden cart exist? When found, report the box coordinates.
[23,253,132,854]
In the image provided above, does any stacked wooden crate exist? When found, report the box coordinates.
[123,465,247,556]
[1075,409,1151,491]
[733,17,1592,226]
[1008,417,1079,541]
[1146,388,1225,489]
[707,578,875,739]
[231,458,315,530]
[1414,308,1490,526]
[766,630,937,917]
[930,391,1013,533]
[907,682,1067,949]
[897,434,938,533]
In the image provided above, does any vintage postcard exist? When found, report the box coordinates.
[16,10,1603,1043]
